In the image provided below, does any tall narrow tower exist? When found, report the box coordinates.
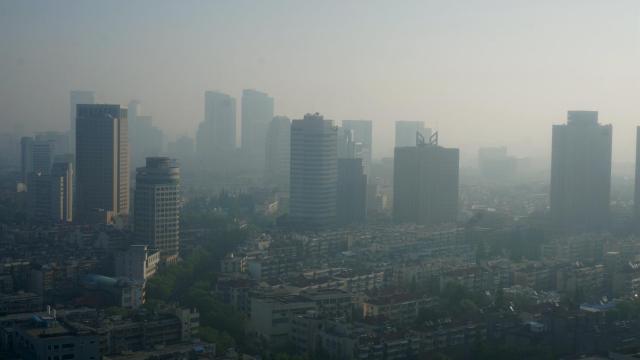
[69,90,95,153]
[393,132,459,225]
[550,111,612,233]
[75,104,129,223]
[242,89,274,172]
[134,157,181,263]
[289,113,338,228]
[196,91,236,171]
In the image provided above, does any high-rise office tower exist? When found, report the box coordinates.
[241,89,274,171]
[134,157,181,262]
[337,158,367,225]
[290,113,338,228]
[21,137,54,182]
[393,134,459,225]
[196,91,236,170]
[550,111,612,233]
[31,140,54,175]
[342,120,373,176]
[265,116,291,191]
[75,104,129,224]
[395,121,432,147]
[69,90,95,153]
[50,161,73,223]
[26,172,52,222]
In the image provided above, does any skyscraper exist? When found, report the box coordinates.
[289,113,338,228]
[241,89,274,171]
[21,137,54,182]
[337,158,367,225]
[69,90,95,153]
[550,111,612,233]
[31,140,54,175]
[75,104,129,224]
[395,121,432,148]
[134,157,181,262]
[265,116,290,191]
[50,161,73,223]
[393,135,459,225]
[196,91,236,170]
[342,120,373,176]
[26,173,52,222]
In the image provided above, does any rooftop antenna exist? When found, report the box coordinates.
[429,131,438,146]
[416,131,425,147]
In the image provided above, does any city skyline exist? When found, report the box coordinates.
[3,1,640,163]
[5,3,640,359]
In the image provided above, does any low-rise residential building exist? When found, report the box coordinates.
[363,291,436,324]
[250,295,317,347]
[0,291,42,315]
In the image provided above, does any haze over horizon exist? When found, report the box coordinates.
[2,0,640,163]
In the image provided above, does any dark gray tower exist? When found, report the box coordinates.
[69,90,95,153]
[550,111,612,233]
[393,132,459,225]
[337,158,367,225]
[75,104,129,224]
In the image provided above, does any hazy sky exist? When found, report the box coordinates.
[2,0,640,163]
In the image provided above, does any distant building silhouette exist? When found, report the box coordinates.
[550,111,612,233]
[342,120,373,176]
[128,100,165,169]
[69,90,95,153]
[35,131,69,157]
[265,116,290,191]
[478,147,517,182]
[289,113,337,228]
[21,137,54,182]
[337,158,367,225]
[242,89,274,172]
[75,104,129,224]
[393,133,459,225]
[196,91,236,171]
[395,121,431,148]
[337,127,357,159]
[168,135,195,171]
[134,157,181,263]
